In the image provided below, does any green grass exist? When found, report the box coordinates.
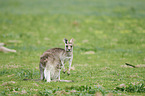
[0,0,145,95]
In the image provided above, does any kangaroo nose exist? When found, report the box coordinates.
[68,49,71,51]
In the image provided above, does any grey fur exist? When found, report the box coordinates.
[39,38,73,82]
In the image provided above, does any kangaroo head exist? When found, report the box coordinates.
[64,38,73,52]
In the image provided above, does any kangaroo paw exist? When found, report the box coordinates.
[63,70,66,74]
[67,72,70,75]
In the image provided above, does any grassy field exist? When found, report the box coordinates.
[0,0,145,95]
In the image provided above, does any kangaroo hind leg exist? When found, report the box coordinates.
[44,68,51,82]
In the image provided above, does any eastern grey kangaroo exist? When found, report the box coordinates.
[39,38,74,82]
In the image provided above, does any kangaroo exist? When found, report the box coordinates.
[39,38,74,82]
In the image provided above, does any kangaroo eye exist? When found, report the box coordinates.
[66,45,68,47]
[71,46,72,47]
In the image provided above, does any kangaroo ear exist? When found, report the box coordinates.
[70,38,74,44]
[64,38,68,44]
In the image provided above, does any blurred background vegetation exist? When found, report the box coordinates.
[0,0,145,95]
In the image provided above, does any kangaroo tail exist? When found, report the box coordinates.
[23,79,30,80]
[52,80,74,82]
